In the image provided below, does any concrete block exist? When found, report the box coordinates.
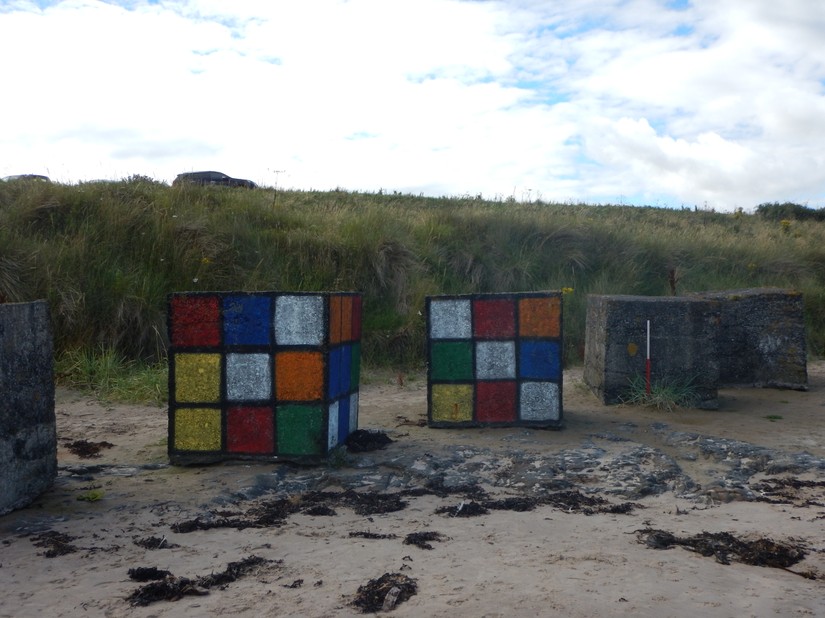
[168,291,362,464]
[426,292,563,428]
[698,288,807,390]
[0,301,56,515]
[584,295,721,408]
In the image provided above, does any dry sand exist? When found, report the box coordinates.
[1,364,824,617]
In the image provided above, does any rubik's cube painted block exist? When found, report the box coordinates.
[167,291,362,464]
[426,292,563,428]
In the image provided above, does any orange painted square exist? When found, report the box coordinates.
[340,295,353,342]
[329,295,342,344]
[519,296,561,337]
[276,351,324,401]
[329,295,354,343]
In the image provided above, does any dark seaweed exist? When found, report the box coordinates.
[349,531,399,540]
[30,531,78,558]
[346,429,394,453]
[133,536,180,550]
[636,528,813,575]
[403,531,445,550]
[126,555,277,606]
[128,567,172,582]
[64,439,114,458]
[434,501,489,517]
[351,573,417,613]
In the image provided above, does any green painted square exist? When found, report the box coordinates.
[430,341,474,381]
[277,404,325,456]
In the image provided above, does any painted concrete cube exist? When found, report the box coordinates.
[168,291,362,463]
[426,292,563,428]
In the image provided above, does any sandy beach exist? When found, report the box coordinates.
[1,365,823,617]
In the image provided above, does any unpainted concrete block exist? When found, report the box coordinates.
[0,301,56,515]
[584,295,721,409]
[698,288,807,390]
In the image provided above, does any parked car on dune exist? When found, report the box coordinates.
[2,174,50,182]
[172,171,257,189]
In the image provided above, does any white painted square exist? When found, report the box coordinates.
[476,341,516,379]
[275,295,324,345]
[226,353,272,401]
[520,381,560,421]
[429,299,472,339]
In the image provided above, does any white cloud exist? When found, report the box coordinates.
[0,0,823,210]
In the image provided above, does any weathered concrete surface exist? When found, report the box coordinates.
[584,295,721,408]
[698,288,807,390]
[0,301,56,515]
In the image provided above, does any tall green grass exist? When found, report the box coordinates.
[2,177,824,391]
[55,345,167,405]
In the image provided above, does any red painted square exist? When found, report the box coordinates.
[170,295,221,347]
[473,299,516,339]
[227,406,274,453]
[476,381,517,423]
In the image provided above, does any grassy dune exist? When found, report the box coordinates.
[2,176,823,399]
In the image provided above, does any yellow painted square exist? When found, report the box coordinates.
[174,408,222,451]
[431,384,474,423]
[174,353,221,403]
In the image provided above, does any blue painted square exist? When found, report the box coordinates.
[223,295,271,345]
[519,340,561,380]
[328,347,340,399]
[339,345,352,394]
[328,345,352,399]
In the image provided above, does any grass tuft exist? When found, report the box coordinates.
[56,346,167,405]
[621,374,701,412]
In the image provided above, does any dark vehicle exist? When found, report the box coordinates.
[2,174,50,182]
[173,171,257,189]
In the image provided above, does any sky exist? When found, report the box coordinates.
[1,0,824,211]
